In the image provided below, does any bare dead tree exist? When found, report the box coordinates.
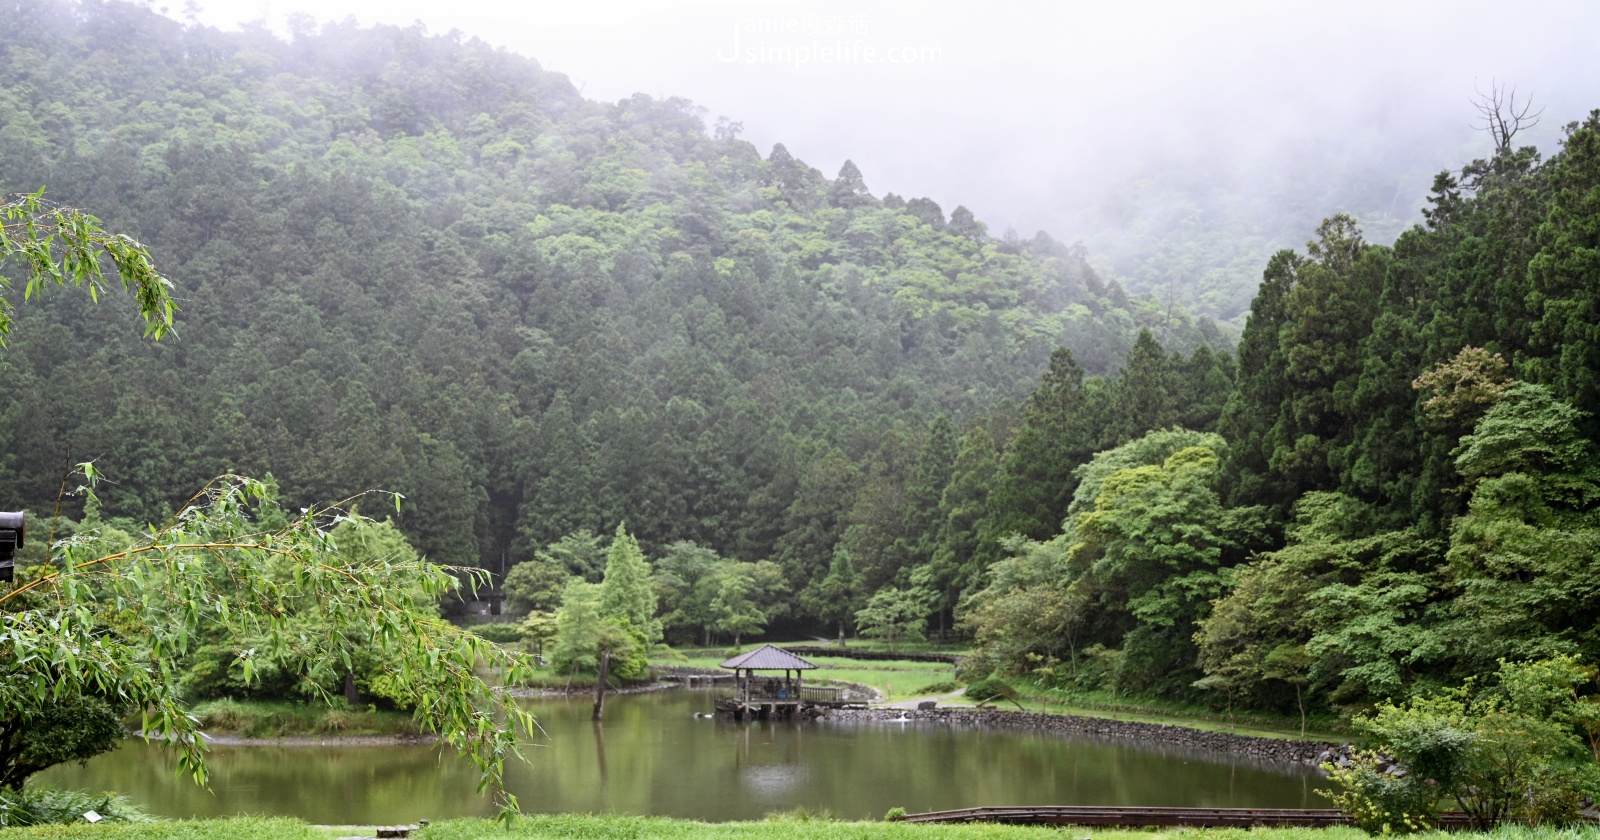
[1472,81,1542,154]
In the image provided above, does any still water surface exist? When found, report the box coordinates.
[43,690,1329,823]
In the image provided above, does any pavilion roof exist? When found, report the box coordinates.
[719,644,818,671]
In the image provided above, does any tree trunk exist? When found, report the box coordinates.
[592,650,610,721]
[343,671,360,708]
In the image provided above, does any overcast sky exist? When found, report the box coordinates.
[175,0,1600,248]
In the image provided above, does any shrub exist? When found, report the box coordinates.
[0,786,152,827]
[194,698,251,732]
[1343,657,1600,830]
[1318,750,1439,834]
[469,623,525,645]
[317,708,352,733]
[762,806,836,822]
[963,676,1016,703]
[0,693,130,790]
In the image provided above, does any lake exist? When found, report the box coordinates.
[42,689,1330,823]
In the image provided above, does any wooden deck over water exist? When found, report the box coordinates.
[713,684,871,719]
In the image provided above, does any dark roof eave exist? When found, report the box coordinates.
[718,644,819,671]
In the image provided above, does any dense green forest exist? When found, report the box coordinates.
[6,0,1600,728]
[0,1,1221,590]
[963,112,1600,717]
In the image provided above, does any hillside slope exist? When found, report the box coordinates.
[0,0,1224,581]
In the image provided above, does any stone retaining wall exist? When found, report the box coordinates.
[825,707,1342,767]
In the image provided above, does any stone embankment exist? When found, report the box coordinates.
[826,707,1346,767]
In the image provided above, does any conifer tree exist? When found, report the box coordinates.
[828,159,875,209]
[599,523,660,644]
[802,546,862,644]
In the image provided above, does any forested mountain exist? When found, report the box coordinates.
[966,108,1600,715]
[11,0,1597,723]
[1073,150,1425,326]
[0,1,1223,621]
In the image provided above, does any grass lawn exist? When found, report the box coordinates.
[980,694,1347,742]
[4,816,1593,840]
[987,684,1350,742]
[0,817,331,839]
[656,648,1339,741]
[667,649,959,702]
[418,816,1291,840]
[187,699,420,739]
[417,820,1595,840]
[784,638,974,656]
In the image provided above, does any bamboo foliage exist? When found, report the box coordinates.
[0,190,176,346]
[0,473,538,815]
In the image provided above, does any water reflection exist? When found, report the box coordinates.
[41,689,1329,823]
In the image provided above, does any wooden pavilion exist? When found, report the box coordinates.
[714,644,860,720]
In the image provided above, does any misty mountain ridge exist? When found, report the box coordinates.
[0,0,1222,570]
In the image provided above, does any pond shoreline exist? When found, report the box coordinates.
[175,682,684,745]
[195,732,441,746]
[505,679,678,698]
[822,706,1342,767]
[164,684,1339,764]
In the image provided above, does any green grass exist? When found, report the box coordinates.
[668,644,1339,739]
[418,815,1153,839]
[669,638,970,659]
[188,698,421,738]
[0,816,328,838]
[660,649,1332,739]
[784,638,974,656]
[0,787,151,827]
[505,670,600,691]
[993,695,1345,742]
[668,651,960,702]
[3,815,1598,840]
[414,817,1600,840]
[995,684,1350,742]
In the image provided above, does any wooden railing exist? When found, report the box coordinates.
[798,685,843,703]
[717,683,869,705]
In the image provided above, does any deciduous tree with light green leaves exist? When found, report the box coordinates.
[1445,382,1600,669]
[854,586,933,653]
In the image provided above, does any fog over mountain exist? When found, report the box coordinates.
[181,0,1600,320]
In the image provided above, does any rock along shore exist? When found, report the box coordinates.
[824,707,1342,767]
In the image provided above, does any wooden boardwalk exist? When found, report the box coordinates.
[896,806,1482,829]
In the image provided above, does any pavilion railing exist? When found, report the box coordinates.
[716,683,869,705]
[798,685,843,703]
